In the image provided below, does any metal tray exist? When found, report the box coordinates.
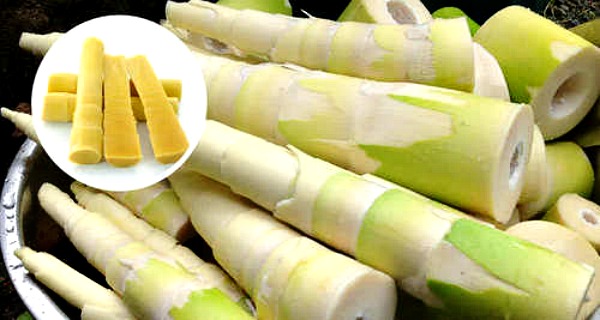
[1,139,81,319]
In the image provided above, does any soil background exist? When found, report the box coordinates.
[0,0,596,319]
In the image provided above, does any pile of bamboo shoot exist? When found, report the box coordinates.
[5,0,600,319]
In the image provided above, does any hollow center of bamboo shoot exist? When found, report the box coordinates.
[550,73,586,119]
[508,141,525,189]
[580,208,600,226]
[387,2,418,23]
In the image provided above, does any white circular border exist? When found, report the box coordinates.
[31,15,206,192]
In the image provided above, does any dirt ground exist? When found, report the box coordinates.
[0,0,596,319]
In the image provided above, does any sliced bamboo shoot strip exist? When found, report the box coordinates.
[69,37,104,164]
[169,170,398,320]
[165,0,475,91]
[474,6,600,140]
[544,193,600,250]
[125,55,188,164]
[103,55,142,167]
[37,182,253,320]
[14,247,134,319]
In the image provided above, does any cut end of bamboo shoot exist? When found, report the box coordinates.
[490,104,533,223]
[69,125,103,164]
[544,193,600,250]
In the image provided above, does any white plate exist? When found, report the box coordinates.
[31,15,206,192]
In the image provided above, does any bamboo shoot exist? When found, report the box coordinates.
[166,0,475,91]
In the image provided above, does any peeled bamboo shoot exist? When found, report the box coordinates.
[169,170,398,320]
[197,53,533,222]
[70,181,251,310]
[102,54,142,167]
[166,0,475,91]
[15,247,134,320]
[125,55,188,164]
[1,108,39,142]
[182,120,594,319]
[18,32,62,56]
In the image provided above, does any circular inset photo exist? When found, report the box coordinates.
[31,15,206,192]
